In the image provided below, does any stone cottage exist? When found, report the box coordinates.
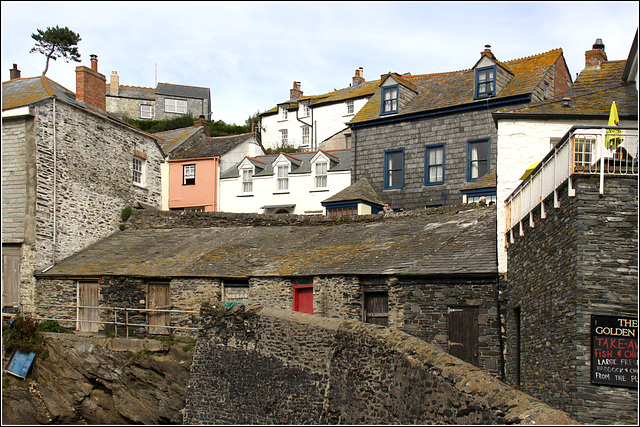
[2,56,164,314]
[34,204,503,376]
[348,45,572,211]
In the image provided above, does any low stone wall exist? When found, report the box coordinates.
[184,303,577,425]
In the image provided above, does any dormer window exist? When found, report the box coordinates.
[276,164,289,191]
[475,66,496,99]
[381,85,399,114]
[279,106,288,121]
[241,168,253,193]
[314,161,328,189]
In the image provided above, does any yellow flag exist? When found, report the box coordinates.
[605,101,622,149]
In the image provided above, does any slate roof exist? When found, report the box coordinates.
[2,76,77,110]
[350,48,566,124]
[172,132,257,160]
[261,81,380,116]
[221,149,351,178]
[36,205,497,279]
[155,82,211,100]
[495,60,638,119]
[322,178,384,206]
[154,126,203,155]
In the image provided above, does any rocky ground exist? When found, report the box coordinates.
[2,332,194,424]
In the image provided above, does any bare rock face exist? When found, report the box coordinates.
[2,333,194,424]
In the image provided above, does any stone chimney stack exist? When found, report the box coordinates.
[110,71,119,95]
[194,115,210,137]
[353,67,365,85]
[10,64,21,80]
[75,54,106,111]
[290,81,303,100]
[585,38,607,70]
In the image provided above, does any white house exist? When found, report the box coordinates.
[220,149,351,215]
[259,69,378,151]
[494,34,638,273]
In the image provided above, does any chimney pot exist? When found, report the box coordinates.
[90,54,98,71]
[290,81,303,100]
[10,63,21,80]
[353,67,365,86]
[585,39,607,70]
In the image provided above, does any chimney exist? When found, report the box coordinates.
[194,115,210,137]
[353,67,365,86]
[75,54,106,111]
[585,38,607,70]
[109,71,119,95]
[10,64,21,80]
[290,81,303,100]
[481,44,496,60]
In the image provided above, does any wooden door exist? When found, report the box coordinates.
[364,291,389,326]
[2,246,21,309]
[147,283,170,334]
[294,287,314,314]
[448,307,479,366]
[78,282,99,333]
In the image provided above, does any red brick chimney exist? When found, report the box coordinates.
[194,115,210,137]
[290,81,303,100]
[76,54,106,111]
[109,71,119,96]
[353,67,365,85]
[10,64,21,80]
[585,38,607,70]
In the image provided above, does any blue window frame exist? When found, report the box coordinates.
[381,85,399,114]
[384,148,404,189]
[475,66,496,99]
[467,138,490,181]
[424,144,445,185]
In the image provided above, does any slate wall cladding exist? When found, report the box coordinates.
[352,107,499,211]
[154,94,207,121]
[505,175,638,424]
[184,304,576,425]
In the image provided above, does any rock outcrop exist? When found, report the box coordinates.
[2,332,194,424]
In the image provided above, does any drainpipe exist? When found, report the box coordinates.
[495,274,505,381]
[42,98,57,273]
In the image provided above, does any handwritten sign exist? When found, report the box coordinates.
[591,315,638,388]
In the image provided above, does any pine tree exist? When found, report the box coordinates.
[30,26,82,76]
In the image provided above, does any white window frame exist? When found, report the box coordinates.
[346,100,355,115]
[314,161,328,189]
[242,168,253,193]
[165,98,188,114]
[280,129,288,146]
[302,126,310,146]
[276,164,289,191]
[303,103,311,117]
[133,156,146,187]
[140,104,152,119]
[183,164,195,185]
[279,106,288,121]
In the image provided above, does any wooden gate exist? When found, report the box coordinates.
[364,290,389,326]
[77,282,99,333]
[147,283,170,334]
[2,246,21,309]
[448,307,479,366]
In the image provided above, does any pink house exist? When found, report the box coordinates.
[168,156,219,211]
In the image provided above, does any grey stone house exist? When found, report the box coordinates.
[33,205,503,376]
[2,56,164,314]
[348,46,572,211]
[106,70,211,121]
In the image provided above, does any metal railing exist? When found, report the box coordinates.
[505,126,638,242]
[3,303,200,337]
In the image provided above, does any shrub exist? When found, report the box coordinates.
[3,313,46,356]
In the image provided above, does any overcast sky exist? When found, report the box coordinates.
[2,1,638,125]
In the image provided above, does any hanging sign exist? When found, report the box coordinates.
[591,315,638,388]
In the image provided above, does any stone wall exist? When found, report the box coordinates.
[183,303,577,425]
[505,175,638,424]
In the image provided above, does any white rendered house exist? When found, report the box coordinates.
[220,149,352,215]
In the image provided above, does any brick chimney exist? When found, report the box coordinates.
[353,67,365,85]
[290,81,303,100]
[76,54,106,111]
[109,71,119,95]
[194,115,210,137]
[10,64,21,80]
[585,38,607,70]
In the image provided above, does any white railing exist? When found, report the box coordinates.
[505,126,638,242]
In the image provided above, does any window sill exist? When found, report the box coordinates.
[133,183,147,190]
[273,191,290,195]
[237,194,254,198]
[310,189,329,193]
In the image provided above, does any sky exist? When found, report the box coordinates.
[2,1,638,126]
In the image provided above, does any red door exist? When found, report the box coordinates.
[293,278,313,314]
